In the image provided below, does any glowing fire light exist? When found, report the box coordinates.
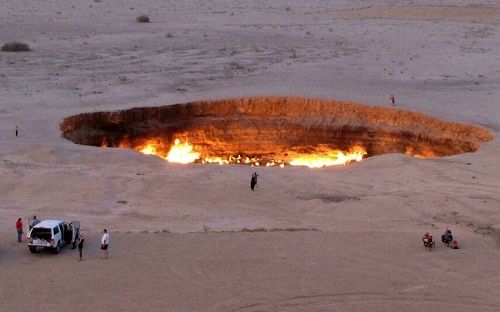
[203,156,230,165]
[135,137,367,168]
[165,139,200,164]
[404,146,437,158]
[289,147,366,168]
[139,144,158,155]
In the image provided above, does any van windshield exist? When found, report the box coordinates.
[31,228,52,240]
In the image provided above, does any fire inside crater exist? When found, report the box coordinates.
[60,97,493,168]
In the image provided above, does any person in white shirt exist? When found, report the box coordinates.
[101,229,110,260]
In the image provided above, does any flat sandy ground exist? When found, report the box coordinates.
[1,231,499,312]
[1,0,499,311]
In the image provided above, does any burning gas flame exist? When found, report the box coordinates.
[289,146,366,168]
[203,156,230,165]
[139,144,158,155]
[165,139,200,164]
[404,146,437,158]
[135,138,367,167]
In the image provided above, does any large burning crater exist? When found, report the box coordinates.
[60,97,493,168]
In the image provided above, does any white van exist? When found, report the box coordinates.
[27,220,80,254]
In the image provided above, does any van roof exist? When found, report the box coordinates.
[33,220,63,228]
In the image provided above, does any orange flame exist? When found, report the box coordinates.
[203,156,230,165]
[165,139,200,164]
[404,146,437,158]
[139,144,158,155]
[133,141,164,157]
[289,146,366,168]
[135,138,367,168]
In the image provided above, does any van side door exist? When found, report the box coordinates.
[58,223,64,245]
[52,225,60,247]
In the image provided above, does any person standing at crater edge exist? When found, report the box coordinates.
[251,172,258,191]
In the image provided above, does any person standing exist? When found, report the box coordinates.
[29,215,41,231]
[77,234,85,261]
[250,172,258,191]
[16,218,23,242]
[101,229,110,260]
[72,225,80,249]
[15,125,18,137]
[390,94,395,107]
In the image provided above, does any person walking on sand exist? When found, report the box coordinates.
[101,229,110,260]
[77,234,85,261]
[250,172,258,191]
[16,218,23,242]
[390,94,395,107]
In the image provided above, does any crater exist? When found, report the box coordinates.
[60,97,493,168]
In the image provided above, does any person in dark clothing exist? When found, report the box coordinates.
[390,94,395,107]
[250,172,258,191]
[441,228,453,244]
[77,234,85,261]
[15,125,18,137]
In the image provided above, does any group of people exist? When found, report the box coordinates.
[71,228,109,261]
[16,215,43,242]
[15,216,41,242]
[422,228,459,249]
[15,216,110,261]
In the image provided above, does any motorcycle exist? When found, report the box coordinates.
[422,234,435,251]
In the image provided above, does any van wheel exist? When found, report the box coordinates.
[54,242,61,254]
[29,247,37,253]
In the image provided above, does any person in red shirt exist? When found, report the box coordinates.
[16,218,23,242]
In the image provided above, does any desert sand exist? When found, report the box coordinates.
[0,0,499,311]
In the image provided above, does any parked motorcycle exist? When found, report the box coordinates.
[422,233,435,251]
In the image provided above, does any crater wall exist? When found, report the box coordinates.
[60,97,494,162]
